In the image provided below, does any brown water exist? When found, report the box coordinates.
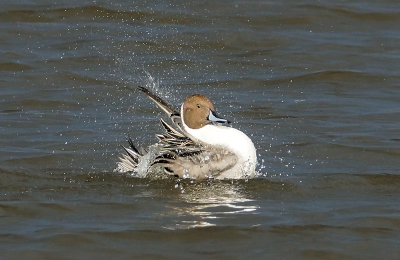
[1,0,400,259]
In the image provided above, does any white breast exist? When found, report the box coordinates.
[183,123,257,178]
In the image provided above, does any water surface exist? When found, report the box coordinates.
[1,0,399,259]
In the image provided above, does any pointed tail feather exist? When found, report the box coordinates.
[116,136,143,172]
[138,86,179,117]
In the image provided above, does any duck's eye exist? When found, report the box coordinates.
[197,105,201,108]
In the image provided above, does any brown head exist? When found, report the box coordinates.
[182,94,230,129]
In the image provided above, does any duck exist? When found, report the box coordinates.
[117,86,257,180]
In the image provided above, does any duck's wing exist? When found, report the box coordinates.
[155,118,199,152]
[150,148,238,180]
[118,87,197,173]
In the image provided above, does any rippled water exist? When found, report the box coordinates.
[1,0,400,259]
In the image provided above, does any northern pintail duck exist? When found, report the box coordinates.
[117,86,257,180]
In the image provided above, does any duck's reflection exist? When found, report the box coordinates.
[163,180,259,229]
